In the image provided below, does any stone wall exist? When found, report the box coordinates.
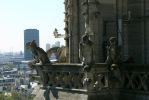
[64,0,149,64]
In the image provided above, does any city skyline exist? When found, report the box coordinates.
[0,0,65,53]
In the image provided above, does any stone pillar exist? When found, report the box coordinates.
[67,0,73,63]
[82,0,103,62]
[68,0,80,63]
[127,0,145,64]
[64,0,70,63]
[64,0,69,48]
[120,0,129,61]
[145,0,149,64]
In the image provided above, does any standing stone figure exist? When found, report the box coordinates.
[105,37,121,88]
[105,37,121,69]
[79,34,94,71]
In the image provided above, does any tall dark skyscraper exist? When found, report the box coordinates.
[24,29,39,60]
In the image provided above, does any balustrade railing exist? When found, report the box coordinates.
[30,63,149,92]
[31,63,109,91]
[120,64,149,92]
[30,63,149,100]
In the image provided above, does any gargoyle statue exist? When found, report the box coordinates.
[26,40,51,65]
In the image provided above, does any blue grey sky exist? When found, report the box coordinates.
[0,0,65,52]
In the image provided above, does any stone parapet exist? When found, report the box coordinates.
[31,63,149,100]
[31,63,111,100]
[32,63,109,90]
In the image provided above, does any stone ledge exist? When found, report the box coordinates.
[33,86,111,100]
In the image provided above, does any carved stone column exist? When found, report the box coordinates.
[64,0,69,48]
[67,0,73,63]
[68,0,80,63]
[64,0,70,63]
[82,0,103,62]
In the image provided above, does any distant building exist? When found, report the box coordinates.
[51,44,56,48]
[0,78,15,91]
[55,41,60,47]
[19,60,31,73]
[3,68,19,78]
[46,43,51,51]
[24,29,39,60]
[51,41,61,48]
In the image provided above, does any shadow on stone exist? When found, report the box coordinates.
[51,89,59,99]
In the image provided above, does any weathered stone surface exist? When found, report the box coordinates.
[33,86,46,100]
[33,88,113,100]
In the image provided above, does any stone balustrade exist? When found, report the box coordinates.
[118,64,149,100]
[31,63,109,91]
[30,63,149,92]
[30,63,149,100]
[120,64,149,91]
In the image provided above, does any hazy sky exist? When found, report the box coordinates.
[0,0,65,52]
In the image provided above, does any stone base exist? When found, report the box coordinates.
[49,88,113,100]
[33,89,46,100]
[119,90,149,100]
[33,86,114,100]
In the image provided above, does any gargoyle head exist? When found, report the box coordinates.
[25,40,37,49]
